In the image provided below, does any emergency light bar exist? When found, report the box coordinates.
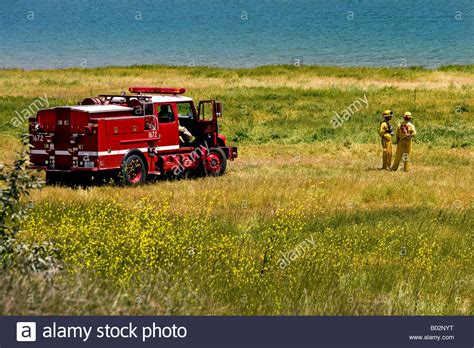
[129,87,186,95]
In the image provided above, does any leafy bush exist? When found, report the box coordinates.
[0,134,59,272]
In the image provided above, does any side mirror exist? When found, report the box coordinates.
[215,102,223,117]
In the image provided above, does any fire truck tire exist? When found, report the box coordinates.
[120,154,147,185]
[204,148,227,177]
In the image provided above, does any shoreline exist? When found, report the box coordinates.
[0,63,473,73]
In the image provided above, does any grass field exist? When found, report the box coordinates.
[0,65,472,315]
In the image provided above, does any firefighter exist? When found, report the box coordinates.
[392,111,417,172]
[179,123,196,145]
[158,105,196,145]
[379,109,394,170]
[158,105,173,122]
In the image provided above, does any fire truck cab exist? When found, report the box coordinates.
[29,87,237,185]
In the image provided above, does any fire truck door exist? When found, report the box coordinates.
[155,103,179,150]
[198,100,218,146]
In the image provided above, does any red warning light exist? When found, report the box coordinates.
[129,87,186,94]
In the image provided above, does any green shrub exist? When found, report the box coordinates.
[0,134,58,272]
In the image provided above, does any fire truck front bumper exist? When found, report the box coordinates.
[222,146,238,160]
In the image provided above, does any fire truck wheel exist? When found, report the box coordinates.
[204,148,227,177]
[121,154,147,185]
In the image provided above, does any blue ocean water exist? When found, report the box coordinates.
[0,0,473,69]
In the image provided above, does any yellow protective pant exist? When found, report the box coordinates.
[179,125,196,144]
[392,139,412,171]
[381,138,392,169]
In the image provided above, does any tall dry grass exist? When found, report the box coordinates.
[0,65,472,315]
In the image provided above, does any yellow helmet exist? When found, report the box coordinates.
[382,109,393,117]
[404,111,412,120]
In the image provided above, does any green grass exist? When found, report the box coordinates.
[2,190,471,315]
[0,65,472,315]
[1,87,472,146]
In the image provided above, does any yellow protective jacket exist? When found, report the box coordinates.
[379,120,393,141]
[396,121,416,143]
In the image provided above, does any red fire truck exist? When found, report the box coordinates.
[28,87,237,185]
